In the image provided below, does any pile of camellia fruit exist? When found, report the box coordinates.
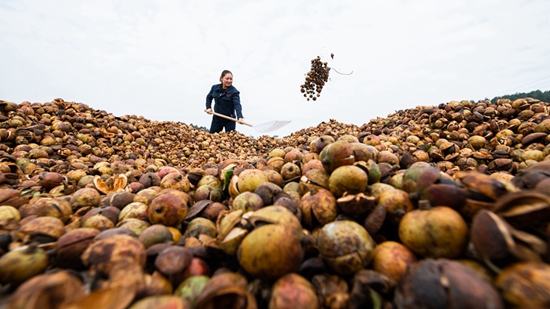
[0,97,549,308]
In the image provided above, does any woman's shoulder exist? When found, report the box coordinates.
[227,85,239,93]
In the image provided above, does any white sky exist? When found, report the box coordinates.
[1,0,550,137]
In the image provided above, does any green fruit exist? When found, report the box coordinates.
[0,246,49,285]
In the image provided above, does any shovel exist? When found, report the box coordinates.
[208,111,291,134]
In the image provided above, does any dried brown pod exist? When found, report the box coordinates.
[492,190,550,228]
[104,257,146,293]
[37,172,65,191]
[154,245,193,286]
[7,270,85,309]
[17,215,66,243]
[394,259,503,309]
[279,162,302,181]
[349,270,395,309]
[128,295,188,309]
[419,183,468,213]
[300,187,338,229]
[56,227,100,269]
[363,203,387,236]
[216,209,243,242]
[81,205,120,226]
[66,283,137,309]
[102,191,135,209]
[337,192,375,216]
[262,169,284,187]
[187,168,205,187]
[93,174,128,195]
[81,233,146,274]
[495,262,550,308]
[470,209,547,266]
[218,225,246,255]
[19,196,73,223]
[252,181,282,204]
[0,188,29,208]
[195,272,257,309]
[455,170,508,201]
[350,142,376,163]
[460,198,495,219]
[139,172,161,188]
[300,168,330,192]
[266,157,285,173]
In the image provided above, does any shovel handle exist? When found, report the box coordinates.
[207,111,253,127]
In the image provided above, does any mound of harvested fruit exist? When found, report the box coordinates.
[0,96,549,308]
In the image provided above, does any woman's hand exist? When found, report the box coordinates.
[237,118,244,124]
[205,108,213,115]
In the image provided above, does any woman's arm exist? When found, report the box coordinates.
[206,86,215,110]
[232,90,244,119]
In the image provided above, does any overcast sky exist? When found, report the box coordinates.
[1,0,550,137]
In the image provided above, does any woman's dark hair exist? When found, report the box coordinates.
[220,70,232,80]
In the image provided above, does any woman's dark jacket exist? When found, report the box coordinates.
[206,84,244,119]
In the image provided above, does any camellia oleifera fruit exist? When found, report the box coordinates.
[398,205,468,259]
[317,220,376,275]
[237,208,304,281]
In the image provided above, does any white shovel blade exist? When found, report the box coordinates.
[253,120,291,133]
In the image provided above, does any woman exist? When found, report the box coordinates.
[205,70,245,133]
